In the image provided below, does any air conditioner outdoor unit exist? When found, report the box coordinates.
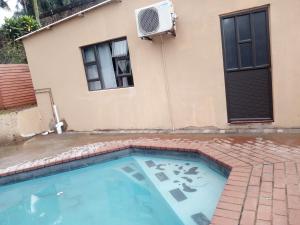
[135,0,177,39]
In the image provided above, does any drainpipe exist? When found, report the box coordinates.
[53,105,63,134]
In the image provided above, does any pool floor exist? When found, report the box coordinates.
[0,154,227,225]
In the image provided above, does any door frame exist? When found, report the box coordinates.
[219,5,274,124]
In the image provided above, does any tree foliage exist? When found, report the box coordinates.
[0,0,9,10]
[0,16,40,64]
[16,0,74,17]
[0,40,26,64]
[0,0,78,64]
[2,1,86,24]
[39,0,74,14]
[1,15,40,40]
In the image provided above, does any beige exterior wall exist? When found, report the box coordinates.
[23,0,300,131]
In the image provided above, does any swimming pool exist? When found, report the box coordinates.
[0,150,228,225]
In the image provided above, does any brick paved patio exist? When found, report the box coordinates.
[1,134,300,225]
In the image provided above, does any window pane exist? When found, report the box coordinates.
[127,76,134,86]
[116,77,132,88]
[116,59,131,75]
[253,12,269,66]
[112,40,128,57]
[240,42,253,67]
[84,47,95,62]
[97,44,117,89]
[122,77,129,87]
[86,65,99,80]
[222,18,238,69]
[237,15,251,41]
[88,81,102,91]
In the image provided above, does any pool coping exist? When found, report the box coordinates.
[0,138,296,225]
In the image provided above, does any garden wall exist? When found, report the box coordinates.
[0,106,43,145]
[0,64,36,110]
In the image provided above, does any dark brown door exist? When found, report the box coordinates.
[220,7,273,123]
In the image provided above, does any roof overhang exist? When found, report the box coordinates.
[16,0,122,41]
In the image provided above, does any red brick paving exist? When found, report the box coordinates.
[1,136,300,225]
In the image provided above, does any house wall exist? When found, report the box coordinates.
[23,0,300,131]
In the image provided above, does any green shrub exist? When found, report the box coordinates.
[0,41,27,64]
[0,15,40,64]
[1,15,40,40]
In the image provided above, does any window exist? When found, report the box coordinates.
[221,10,270,71]
[82,38,134,91]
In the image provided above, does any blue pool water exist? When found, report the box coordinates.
[0,154,227,225]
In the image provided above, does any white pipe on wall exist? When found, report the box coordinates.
[53,105,63,134]
[53,105,60,123]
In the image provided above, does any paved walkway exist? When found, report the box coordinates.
[1,133,300,225]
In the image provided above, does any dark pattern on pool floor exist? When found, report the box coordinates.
[174,170,180,175]
[144,159,205,203]
[169,188,187,202]
[182,183,197,192]
[155,172,169,181]
[145,160,155,168]
[184,167,199,175]
[181,176,193,183]
[122,166,134,173]
[132,172,145,181]
[156,164,166,170]
[191,212,210,225]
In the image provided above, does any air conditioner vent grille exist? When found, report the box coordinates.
[138,7,160,34]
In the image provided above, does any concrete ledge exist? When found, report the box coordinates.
[68,127,300,135]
